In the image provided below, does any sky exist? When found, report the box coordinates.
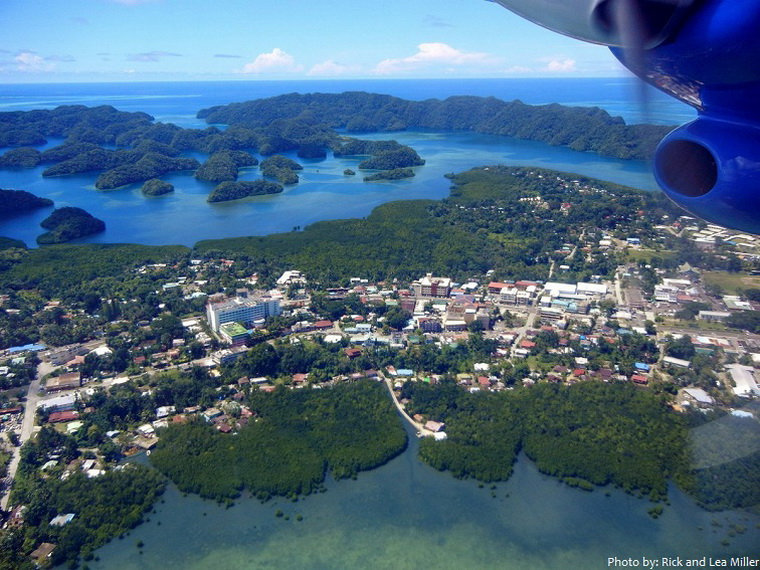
[0,0,628,83]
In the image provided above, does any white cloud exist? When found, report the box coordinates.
[374,42,495,75]
[543,58,577,72]
[307,59,359,77]
[128,51,182,62]
[14,51,53,72]
[240,48,303,74]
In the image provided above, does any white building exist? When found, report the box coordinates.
[726,363,760,397]
[206,296,281,332]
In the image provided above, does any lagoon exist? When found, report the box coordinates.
[0,129,657,248]
[0,78,680,248]
[90,424,759,570]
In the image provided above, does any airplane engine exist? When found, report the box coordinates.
[654,117,760,234]
[489,0,760,233]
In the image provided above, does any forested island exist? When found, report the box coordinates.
[141,178,174,196]
[206,180,283,203]
[363,167,415,181]
[36,206,105,245]
[198,91,671,160]
[195,150,258,183]
[0,189,52,217]
[259,154,303,185]
[0,92,672,208]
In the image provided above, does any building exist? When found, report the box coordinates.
[206,296,281,332]
[45,372,81,392]
[412,274,452,298]
[219,322,249,346]
[37,393,78,413]
[726,363,760,397]
[697,310,731,323]
[211,346,248,365]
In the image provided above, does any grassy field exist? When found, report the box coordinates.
[624,248,677,263]
[703,271,760,294]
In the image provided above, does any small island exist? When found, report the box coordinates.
[36,206,106,244]
[0,189,52,218]
[358,147,425,170]
[363,167,415,182]
[260,155,303,185]
[95,153,199,190]
[141,178,174,196]
[207,180,283,203]
[195,150,258,183]
[0,147,42,168]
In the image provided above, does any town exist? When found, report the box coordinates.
[1,169,759,566]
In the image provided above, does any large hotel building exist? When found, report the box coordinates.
[206,296,281,332]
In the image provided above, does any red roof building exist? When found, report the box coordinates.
[48,411,79,423]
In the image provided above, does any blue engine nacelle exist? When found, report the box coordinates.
[654,118,760,234]
[490,0,760,233]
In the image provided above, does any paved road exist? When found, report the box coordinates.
[381,374,431,437]
[510,307,538,358]
[1,360,55,511]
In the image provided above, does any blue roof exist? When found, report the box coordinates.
[634,362,651,371]
[396,369,414,376]
[9,343,46,353]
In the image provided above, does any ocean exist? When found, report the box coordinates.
[0,78,694,248]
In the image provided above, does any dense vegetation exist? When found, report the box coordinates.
[95,152,199,189]
[406,381,688,500]
[141,178,174,196]
[150,381,407,501]
[358,147,424,170]
[0,242,188,295]
[11,465,165,567]
[195,149,258,183]
[363,167,415,181]
[8,425,165,567]
[0,147,41,168]
[206,180,283,203]
[196,166,679,283]
[683,408,760,510]
[198,92,672,160]
[260,154,303,184]
[0,104,153,148]
[0,189,52,217]
[36,206,105,244]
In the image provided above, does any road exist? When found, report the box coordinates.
[381,374,431,437]
[510,307,538,358]
[1,360,55,511]
[614,272,625,306]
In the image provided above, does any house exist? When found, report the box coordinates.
[663,356,691,369]
[424,420,445,432]
[30,543,56,565]
[45,372,81,392]
[48,410,79,423]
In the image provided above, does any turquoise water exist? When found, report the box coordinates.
[0,130,657,248]
[0,78,683,248]
[90,426,759,570]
